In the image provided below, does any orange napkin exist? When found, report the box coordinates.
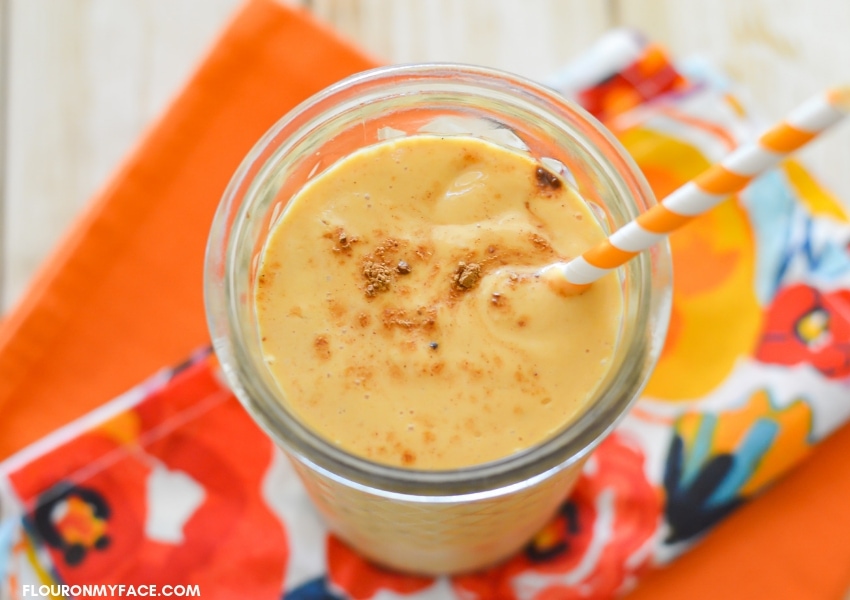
[1,1,848,597]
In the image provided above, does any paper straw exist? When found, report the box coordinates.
[547,86,850,293]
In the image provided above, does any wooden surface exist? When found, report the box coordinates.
[2,0,849,313]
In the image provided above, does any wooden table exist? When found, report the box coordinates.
[3,0,849,311]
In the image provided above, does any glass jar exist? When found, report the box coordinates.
[204,64,671,575]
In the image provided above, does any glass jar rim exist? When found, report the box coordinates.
[205,62,672,498]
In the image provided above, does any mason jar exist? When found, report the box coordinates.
[204,63,672,575]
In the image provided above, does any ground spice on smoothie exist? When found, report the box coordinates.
[535,166,562,190]
[452,261,482,290]
[363,261,394,297]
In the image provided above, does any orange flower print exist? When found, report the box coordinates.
[452,432,660,599]
[14,361,289,600]
[756,284,850,378]
[325,535,433,599]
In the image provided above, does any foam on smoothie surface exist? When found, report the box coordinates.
[255,135,621,469]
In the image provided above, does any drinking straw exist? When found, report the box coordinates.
[544,87,850,294]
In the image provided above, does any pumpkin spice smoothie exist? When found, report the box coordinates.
[255,134,622,470]
[207,64,670,575]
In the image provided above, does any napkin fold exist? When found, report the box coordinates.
[1,1,850,598]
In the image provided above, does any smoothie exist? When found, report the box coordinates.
[255,134,622,470]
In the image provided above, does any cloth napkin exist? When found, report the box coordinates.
[2,1,850,598]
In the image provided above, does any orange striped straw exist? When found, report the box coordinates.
[545,86,850,294]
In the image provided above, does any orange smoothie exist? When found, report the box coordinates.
[255,134,622,470]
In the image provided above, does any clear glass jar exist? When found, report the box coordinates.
[204,64,671,575]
